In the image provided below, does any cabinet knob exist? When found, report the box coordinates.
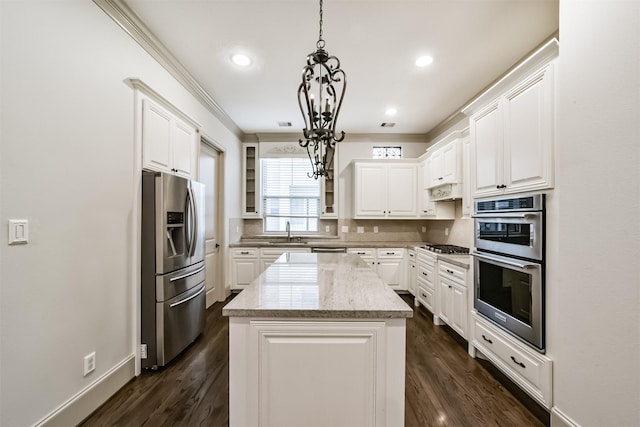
[446,269,454,274]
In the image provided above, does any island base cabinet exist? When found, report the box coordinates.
[229,318,407,427]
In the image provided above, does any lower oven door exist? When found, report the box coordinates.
[473,251,544,351]
[156,281,206,366]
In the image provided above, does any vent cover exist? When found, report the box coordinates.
[278,121,292,127]
[380,122,396,127]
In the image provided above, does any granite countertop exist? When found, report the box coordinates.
[222,252,413,319]
[230,240,425,249]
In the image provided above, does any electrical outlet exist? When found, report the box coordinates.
[325,225,330,233]
[341,226,349,233]
[422,226,426,232]
[357,226,364,233]
[373,226,378,233]
[445,227,449,236]
[83,352,96,376]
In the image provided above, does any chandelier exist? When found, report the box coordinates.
[298,0,347,179]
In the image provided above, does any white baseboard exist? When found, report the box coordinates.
[35,354,136,427]
[551,407,581,427]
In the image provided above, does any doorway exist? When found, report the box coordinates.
[199,140,224,307]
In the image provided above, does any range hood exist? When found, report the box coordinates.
[429,183,463,201]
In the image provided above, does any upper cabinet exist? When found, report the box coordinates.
[242,143,261,218]
[418,157,455,219]
[353,160,417,219]
[463,38,558,198]
[320,146,338,218]
[428,139,461,188]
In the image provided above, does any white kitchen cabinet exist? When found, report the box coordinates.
[461,136,473,218]
[428,139,461,188]
[470,313,553,409]
[435,260,468,339]
[230,248,260,290]
[242,143,261,218]
[142,98,198,179]
[376,248,405,290]
[353,161,417,219]
[418,158,455,219]
[415,248,437,313]
[407,249,416,297]
[320,147,338,218]
[464,39,557,198]
[259,247,311,271]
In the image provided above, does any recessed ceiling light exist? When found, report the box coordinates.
[415,55,434,67]
[231,53,251,67]
[385,108,397,116]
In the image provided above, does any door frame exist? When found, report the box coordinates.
[200,134,228,304]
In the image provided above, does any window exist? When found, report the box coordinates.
[372,146,403,159]
[262,158,320,232]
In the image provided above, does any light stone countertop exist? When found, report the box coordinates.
[222,252,413,319]
[229,240,426,249]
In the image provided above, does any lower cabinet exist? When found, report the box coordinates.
[470,313,553,409]
[348,248,405,291]
[230,248,260,290]
[230,247,311,290]
[435,261,468,339]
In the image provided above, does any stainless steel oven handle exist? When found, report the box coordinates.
[472,213,539,219]
[169,285,205,308]
[472,252,539,270]
[169,266,205,282]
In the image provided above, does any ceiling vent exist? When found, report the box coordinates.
[380,122,396,128]
[278,121,292,127]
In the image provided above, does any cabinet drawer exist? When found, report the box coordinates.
[232,248,258,258]
[377,248,404,258]
[408,250,416,260]
[348,248,375,258]
[260,247,311,257]
[417,284,434,312]
[473,317,552,406]
[416,249,437,266]
[438,261,465,285]
[417,261,434,284]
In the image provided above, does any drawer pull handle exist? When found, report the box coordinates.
[357,252,365,255]
[482,334,493,344]
[510,356,526,369]
[240,251,250,255]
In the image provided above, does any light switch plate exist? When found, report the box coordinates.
[357,226,364,233]
[8,219,29,245]
[341,226,349,233]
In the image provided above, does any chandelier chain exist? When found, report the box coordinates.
[317,0,324,49]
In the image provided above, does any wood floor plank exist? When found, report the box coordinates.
[80,294,547,427]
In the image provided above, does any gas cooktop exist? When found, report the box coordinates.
[421,244,470,255]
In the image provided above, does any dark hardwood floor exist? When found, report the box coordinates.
[80,294,547,427]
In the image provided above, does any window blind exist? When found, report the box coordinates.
[262,158,320,232]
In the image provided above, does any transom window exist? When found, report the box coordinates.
[372,146,403,159]
[262,158,320,233]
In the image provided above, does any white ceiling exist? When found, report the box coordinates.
[123,0,558,138]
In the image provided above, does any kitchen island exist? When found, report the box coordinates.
[223,252,413,427]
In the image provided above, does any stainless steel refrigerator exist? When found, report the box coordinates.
[141,171,206,369]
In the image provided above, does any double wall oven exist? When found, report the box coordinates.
[473,194,546,352]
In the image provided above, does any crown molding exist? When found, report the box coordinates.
[93,0,244,139]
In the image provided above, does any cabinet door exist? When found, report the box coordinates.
[377,259,404,289]
[451,284,468,338]
[437,279,451,324]
[142,99,172,173]
[461,137,473,218]
[232,259,259,289]
[441,141,460,183]
[419,159,434,217]
[242,144,261,218]
[355,164,387,217]
[172,118,197,178]
[471,102,503,197]
[429,149,444,187]
[503,65,554,193]
[386,164,417,217]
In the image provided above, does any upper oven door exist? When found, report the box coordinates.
[474,212,543,260]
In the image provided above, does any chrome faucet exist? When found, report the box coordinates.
[286,220,291,241]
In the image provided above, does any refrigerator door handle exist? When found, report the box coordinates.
[188,186,197,257]
[169,265,205,282]
[169,284,205,308]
